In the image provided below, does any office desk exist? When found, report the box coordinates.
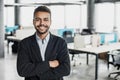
[68,43,120,80]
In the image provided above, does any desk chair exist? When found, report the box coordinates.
[62,30,74,43]
[107,50,120,80]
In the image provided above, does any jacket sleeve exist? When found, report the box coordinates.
[17,41,50,77]
[37,40,71,80]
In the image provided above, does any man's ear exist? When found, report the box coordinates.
[50,19,52,25]
[33,19,35,25]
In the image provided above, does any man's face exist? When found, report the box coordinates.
[33,11,51,34]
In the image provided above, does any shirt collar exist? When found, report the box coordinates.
[36,32,50,43]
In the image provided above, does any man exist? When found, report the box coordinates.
[17,6,70,80]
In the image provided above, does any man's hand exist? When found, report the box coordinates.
[49,60,59,68]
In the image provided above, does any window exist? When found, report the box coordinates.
[95,3,114,33]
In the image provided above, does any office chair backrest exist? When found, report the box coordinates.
[62,30,74,43]
[62,30,72,38]
[108,50,120,79]
[108,50,120,69]
[113,51,120,62]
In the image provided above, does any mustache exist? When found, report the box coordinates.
[37,24,48,28]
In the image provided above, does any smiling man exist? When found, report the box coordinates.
[17,6,70,80]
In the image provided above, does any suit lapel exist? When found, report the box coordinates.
[45,34,54,60]
[31,34,42,61]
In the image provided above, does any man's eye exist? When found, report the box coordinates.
[34,18,40,21]
[44,19,49,21]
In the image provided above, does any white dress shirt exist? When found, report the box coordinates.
[36,33,50,61]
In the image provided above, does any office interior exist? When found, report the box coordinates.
[1,0,120,80]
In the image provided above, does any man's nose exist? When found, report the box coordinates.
[39,20,44,25]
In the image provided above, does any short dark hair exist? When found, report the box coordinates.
[33,6,51,17]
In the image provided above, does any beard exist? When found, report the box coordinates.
[35,24,49,35]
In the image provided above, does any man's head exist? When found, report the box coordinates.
[33,6,51,35]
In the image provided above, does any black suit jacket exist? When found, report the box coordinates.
[17,33,70,80]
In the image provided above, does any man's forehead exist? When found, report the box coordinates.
[34,12,50,17]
